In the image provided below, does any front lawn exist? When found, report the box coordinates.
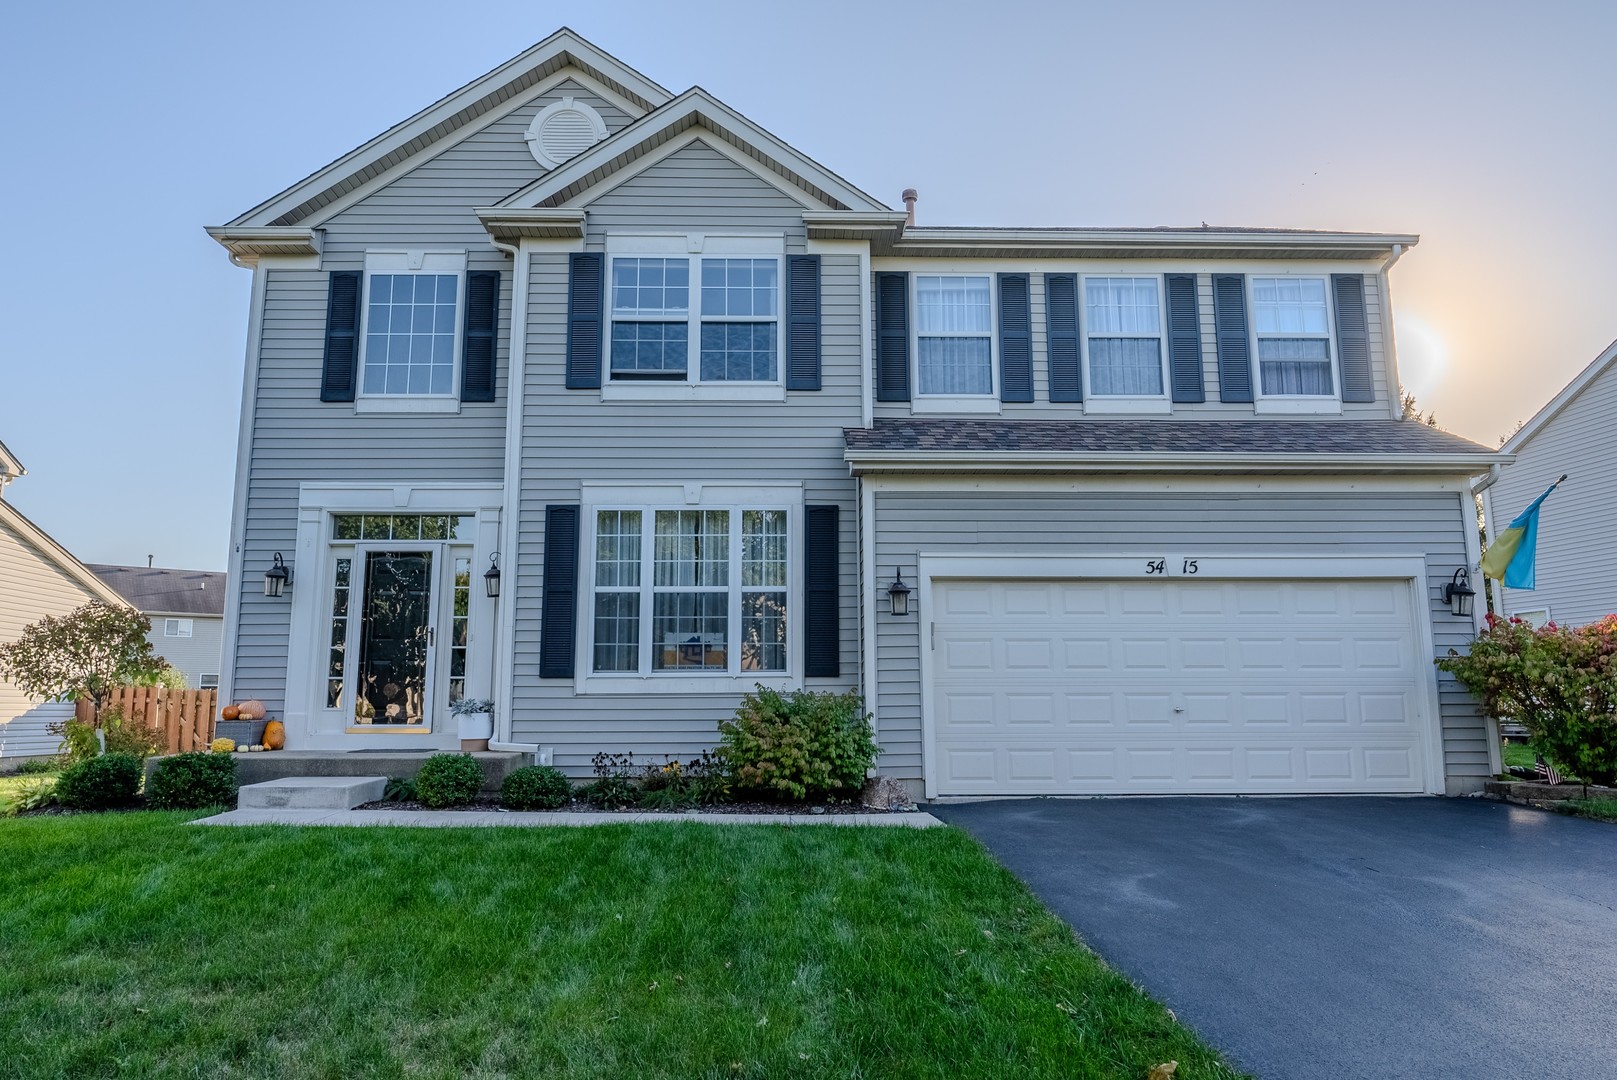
[0,815,1241,1079]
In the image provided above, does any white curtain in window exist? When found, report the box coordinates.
[1089,339,1164,396]
[916,276,993,395]
[1259,338,1334,395]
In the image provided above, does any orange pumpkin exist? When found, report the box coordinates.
[221,705,240,721]
[262,720,285,751]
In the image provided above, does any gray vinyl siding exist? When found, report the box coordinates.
[870,489,1487,793]
[874,271,1392,420]
[0,516,99,759]
[510,144,857,770]
[1495,357,1617,627]
[230,269,510,716]
[147,615,224,689]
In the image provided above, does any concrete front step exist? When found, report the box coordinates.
[238,776,387,810]
[145,750,527,793]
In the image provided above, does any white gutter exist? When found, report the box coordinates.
[1470,462,1502,496]
[845,449,1512,475]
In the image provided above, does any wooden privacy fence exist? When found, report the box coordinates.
[75,687,217,754]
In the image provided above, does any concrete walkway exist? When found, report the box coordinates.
[192,807,943,828]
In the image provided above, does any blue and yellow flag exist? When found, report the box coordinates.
[1481,476,1566,589]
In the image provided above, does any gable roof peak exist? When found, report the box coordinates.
[1500,336,1617,454]
[218,27,674,231]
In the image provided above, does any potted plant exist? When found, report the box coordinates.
[450,697,495,752]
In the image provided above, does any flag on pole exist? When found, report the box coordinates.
[1535,756,1563,786]
[1481,476,1566,589]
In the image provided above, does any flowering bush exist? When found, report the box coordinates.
[1438,614,1617,786]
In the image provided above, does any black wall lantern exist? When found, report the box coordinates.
[263,552,291,598]
[483,552,502,599]
[886,568,912,617]
[1443,567,1476,618]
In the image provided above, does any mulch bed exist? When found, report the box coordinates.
[355,798,912,815]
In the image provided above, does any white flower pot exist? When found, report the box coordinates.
[457,710,493,752]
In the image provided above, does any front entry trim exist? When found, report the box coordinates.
[915,554,1445,799]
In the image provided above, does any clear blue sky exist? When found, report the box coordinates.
[3,0,1613,571]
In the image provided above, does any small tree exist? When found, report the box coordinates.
[0,602,171,719]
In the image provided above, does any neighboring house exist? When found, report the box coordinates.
[1483,337,1617,628]
[0,443,135,762]
[89,565,227,690]
[207,29,1506,797]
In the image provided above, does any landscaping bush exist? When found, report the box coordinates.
[414,754,484,808]
[6,778,58,815]
[102,707,165,761]
[501,765,573,810]
[15,757,63,775]
[384,776,417,802]
[718,687,878,801]
[581,752,638,809]
[146,751,239,809]
[1439,614,1617,787]
[54,752,142,810]
[635,751,732,809]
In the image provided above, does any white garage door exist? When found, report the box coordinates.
[928,577,1430,795]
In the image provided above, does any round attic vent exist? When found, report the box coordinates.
[525,97,608,168]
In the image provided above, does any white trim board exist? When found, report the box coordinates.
[1499,336,1617,455]
[912,553,1447,799]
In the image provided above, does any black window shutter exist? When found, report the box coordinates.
[320,271,361,403]
[1332,273,1375,402]
[565,253,604,390]
[785,254,822,390]
[1165,274,1205,403]
[1212,274,1254,403]
[1044,273,1082,402]
[874,272,910,402]
[803,505,839,678]
[460,270,499,403]
[997,273,1033,402]
[539,505,580,679]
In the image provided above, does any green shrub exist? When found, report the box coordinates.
[59,718,101,763]
[102,707,165,761]
[54,752,142,810]
[581,752,638,809]
[5,778,58,815]
[718,687,878,801]
[384,776,417,802]
[414,754,484,808]
[501,765,573,810]
[146,751,238,809]
[634,752,732,809]
[1439,614,1617,786]
[15,757,63,775]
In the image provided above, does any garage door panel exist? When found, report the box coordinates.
[930,577,1429,795]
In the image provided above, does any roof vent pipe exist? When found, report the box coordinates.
[901,188,918,227]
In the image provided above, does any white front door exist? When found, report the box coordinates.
[927,577,1430,796]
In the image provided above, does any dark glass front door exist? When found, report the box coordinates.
[355,550,434,726]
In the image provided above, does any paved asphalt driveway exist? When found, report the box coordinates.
[932,797,1617,1080]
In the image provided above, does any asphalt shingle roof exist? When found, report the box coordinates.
[843,419,1497,456]
[89,565,226,617]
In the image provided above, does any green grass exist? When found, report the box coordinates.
[0,815,1242,1080]
[1501,741,1537,770]
[1562,799,1617,823]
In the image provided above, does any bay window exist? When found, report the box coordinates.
[1252,277,1334,396]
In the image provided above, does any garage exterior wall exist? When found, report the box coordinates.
[868,486,1487,794]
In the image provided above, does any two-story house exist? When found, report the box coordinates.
[207,29,1506,798]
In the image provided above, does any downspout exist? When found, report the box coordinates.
[1472,464,1503,618]
[1379,243,1406,420]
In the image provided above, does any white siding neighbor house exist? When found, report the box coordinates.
[89,565,227,690]
[1483,337,1617,628]
[0,441,136,763]
[207,29,1508,797]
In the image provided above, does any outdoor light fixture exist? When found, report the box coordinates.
[484,552,502,599]
[1443,567,1476,618]
[887,568,912,617]
[263,552,291,598]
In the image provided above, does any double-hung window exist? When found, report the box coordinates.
[358,251,466,408]
[1084,276,1166,398]
[164,618,194,639]
[589,504,790,679]
[1251,277,1334,397]
[914,274,994,398]
[608,256,780,384]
